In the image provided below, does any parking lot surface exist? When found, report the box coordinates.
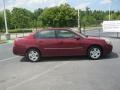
[0,32,120,90]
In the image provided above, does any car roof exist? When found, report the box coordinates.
[35,28,72,32]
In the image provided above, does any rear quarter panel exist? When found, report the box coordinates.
[13,37,39,56]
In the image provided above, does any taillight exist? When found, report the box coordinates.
[13,40,16,46]
[13,41,15,46]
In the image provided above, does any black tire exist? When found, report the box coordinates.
[88,46,102,60]
[26,48,40,62]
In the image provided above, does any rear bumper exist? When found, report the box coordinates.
[13,46,26,56]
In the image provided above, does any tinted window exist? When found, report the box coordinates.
[57,30,75,38]
[35,30,55,38]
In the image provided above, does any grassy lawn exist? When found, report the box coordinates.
[0,28,32,33]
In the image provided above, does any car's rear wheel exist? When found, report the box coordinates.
[88,46,102,60]
[26,48,40,62]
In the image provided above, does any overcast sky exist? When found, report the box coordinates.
[0,0,120,11]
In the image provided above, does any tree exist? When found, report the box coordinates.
[33,8,43,28]
[0,12,4,31]
[38,4,77,27]
[11,7,33,29]
[6,10,13,29]
[1,4,120,30]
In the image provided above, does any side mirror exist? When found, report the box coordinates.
[85,35,88,37]
[74,35,80,40]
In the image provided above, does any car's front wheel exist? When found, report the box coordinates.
[26,48,40,62]
[88,46,102,60]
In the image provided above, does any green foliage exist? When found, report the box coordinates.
[33,8,43,27]
[11,8,33,29]
[39,4,77,27]
[0,4,120,31]
[0,12,4,30]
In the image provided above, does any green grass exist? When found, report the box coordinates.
[0,29,32,33]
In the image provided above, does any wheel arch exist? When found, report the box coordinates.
[26,47,42,56]
[87,44,103,55]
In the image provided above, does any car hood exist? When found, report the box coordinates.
[86,36,102,40]
[86,36,112,45]
[87,36,109,41]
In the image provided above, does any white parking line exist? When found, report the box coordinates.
[6,61,69,90]
[0,56,19,62]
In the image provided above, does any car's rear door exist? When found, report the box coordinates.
[35,30,61,56]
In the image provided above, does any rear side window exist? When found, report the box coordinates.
[56,30,75,38]
[35,30,56,38]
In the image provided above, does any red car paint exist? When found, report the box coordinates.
[13,28,112,57]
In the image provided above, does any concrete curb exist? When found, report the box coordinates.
[0,40,13,45]
[0,40,6,44]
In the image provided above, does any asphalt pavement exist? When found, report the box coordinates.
[0,30,120,90]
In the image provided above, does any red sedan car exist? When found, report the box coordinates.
[13,28,112,62]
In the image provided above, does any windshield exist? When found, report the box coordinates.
[71,30,87,38]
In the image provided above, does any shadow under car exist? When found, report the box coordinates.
[20,52,119,62]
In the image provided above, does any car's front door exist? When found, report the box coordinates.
[56,30,84,56]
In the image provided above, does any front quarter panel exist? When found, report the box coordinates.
[80,38,108,55]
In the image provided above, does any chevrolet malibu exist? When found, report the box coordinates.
[13,28,112,62]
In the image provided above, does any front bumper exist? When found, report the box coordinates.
[103,44,113,55]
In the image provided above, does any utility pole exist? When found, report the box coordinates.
[3,0,8,34]
[78,9,81,33]
[3,0,10,40]
[109,1,111,20]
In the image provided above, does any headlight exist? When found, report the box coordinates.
[105,39,112,45]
